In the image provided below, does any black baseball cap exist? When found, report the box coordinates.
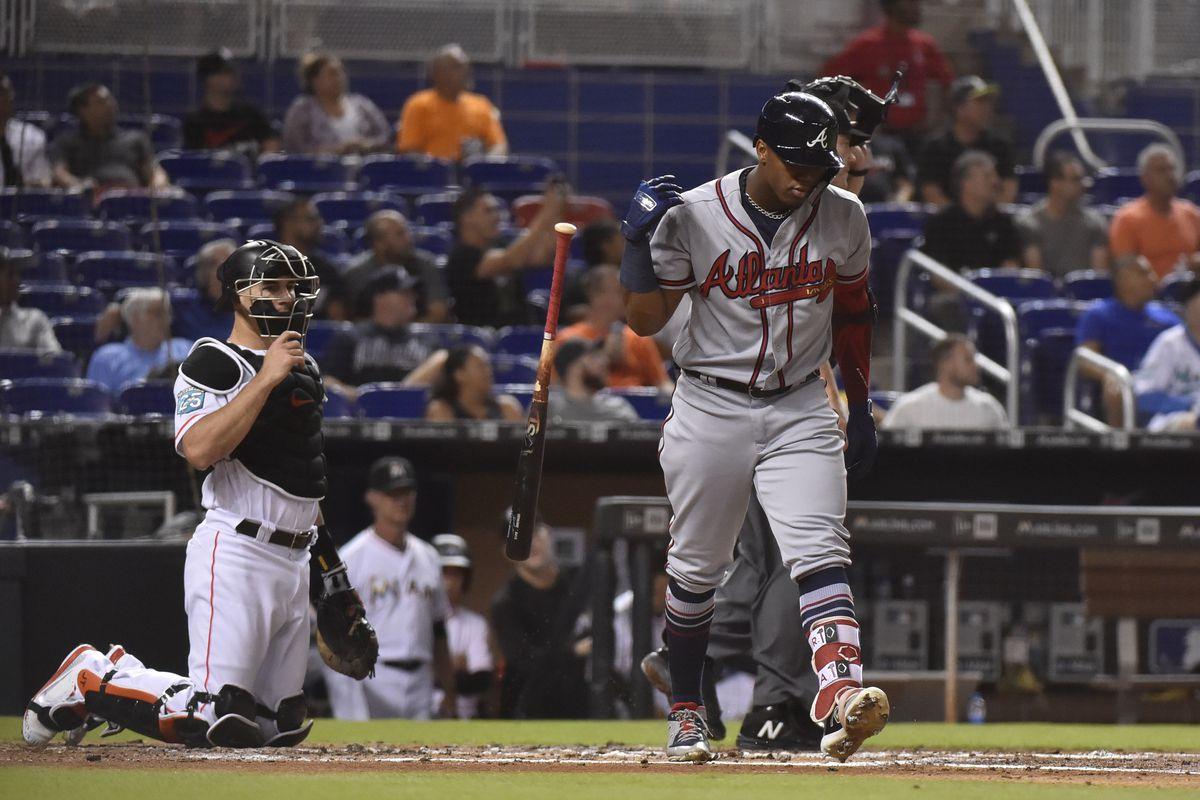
[553,337,602,377]
[368,456,417,492]
[950,75,999,107]
[365,267,419,298]
[197,49,236,82]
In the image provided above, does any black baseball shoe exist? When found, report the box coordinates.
[735,698,823,751]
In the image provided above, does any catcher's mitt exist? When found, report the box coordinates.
[316,586,379,680]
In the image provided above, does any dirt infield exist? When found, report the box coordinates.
[4,741,1199,788]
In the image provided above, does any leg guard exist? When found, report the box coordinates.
[807,617,863,723]
[206,684,264,748]
[78,669,209,747]
[260,694,313,747]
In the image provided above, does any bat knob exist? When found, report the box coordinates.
[554,222,578,235]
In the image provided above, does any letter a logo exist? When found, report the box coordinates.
[806,126,831,149]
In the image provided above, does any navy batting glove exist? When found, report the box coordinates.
[621,175,684,242]
[844,401,877,480]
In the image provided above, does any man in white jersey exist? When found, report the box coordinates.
[620,91,887,762]
[325,457,457,719]
[432,534,494,718]
[22,240,377,749]
[882,335,1008,430]
[1134,281,1200,431]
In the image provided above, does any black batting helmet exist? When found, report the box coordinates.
[755,91,843,179]
[217,239,320,340]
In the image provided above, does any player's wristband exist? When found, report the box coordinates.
[619,236,660,293]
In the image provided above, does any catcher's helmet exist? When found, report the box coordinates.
[434,533,473,590]
[217,239,320,340]
[755,91,844,177]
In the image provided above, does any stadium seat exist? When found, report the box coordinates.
[1016,299,1089,341]
[118,114,183,151]
[0,348,79,379]
[358,154,455,196]
[1159,271,1195,304]
[1014,165,1046,203]
[257,154,355,193]
[606,386,670,421]
[7,249,67,284]
[492,354,538,384]
[159,151,254,193]
[409,323,493,350]
[243,222,348,255]
[0,188,89,222]
[494,325,544,356]
[496,383,533,412]
[1090,167,1142,205]
[355,383,429,419]
[50,315,103,359]
[142,221,238,258]
[965,268,1058,303]
[0,378,111,417]
[869,390,901,411]
[1185,170,1200,205]
[414,192,461,227]
[413,226,454,257]
[322,390,355,419]
[19,285,105,316]
[1062,270,1113,301]
[74,251,177,294]
[1025,328,1077,424]
[204,190,296,225]
[116,379,174,416]
[462,156,558,200]
[304,320,353,361]
[511,194,615,229]
[0,220,26,248]
[31,220,133,254]
[865,203,927,236]
[312,191,407,228]
[97,190,200,225]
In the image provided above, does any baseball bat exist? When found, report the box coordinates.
[505,221,577,561]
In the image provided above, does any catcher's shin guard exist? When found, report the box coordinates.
[206,684,264,748]
[260,694,313,747]
[77,669,209,747]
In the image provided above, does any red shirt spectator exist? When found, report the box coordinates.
[821,0,953,134]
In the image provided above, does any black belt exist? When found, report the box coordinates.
[683,368,820,399]
[235,519,313,550]
[382,659,426,672]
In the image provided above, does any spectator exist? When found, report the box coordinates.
[858,130,915,203]
[323,457,456,720]
[425,344,524,422]
[50,83,168,190]
[921,150,1021,272]
[821,0,953,145]
[183,50,280,154]
[882,334,1008,430]
[174,238,236,342]
[432,533,495,719]
[321,269,443,398]
[343,210,449,322]
[562,218,624,313]
[916,76,1017,205]
[1134,281,1200,432]
[1109,144,1200,281]
[397,43,507,161]
[85,288,191,392]
[491,513,589,718]
[281,53,391,156]
[558,265,671,390]
[446,184,564,328]
[0,253,60,352]
[548,338,639,424]
[0,73,51,188]
[1077,256,1180,426]
[273,197,348,320]
[1017,151,1109,277]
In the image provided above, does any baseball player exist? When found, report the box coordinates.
[324,457,457,719]
[22,240,377,749]
[432,534,494,718]
[621,90,887,762]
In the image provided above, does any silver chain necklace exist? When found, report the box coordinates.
[744,191,789,220]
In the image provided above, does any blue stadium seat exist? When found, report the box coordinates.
[1159,271,1196,304]
[1090,168,1142,205]
[1024,328,1077,424]
[142,221,238,259]
[864,203,927,236]
[0,220,26,248]
[414,192,460,227]
[413,226,454,257]
[496,383,533,412]
[492,354,538,384]
[355,384,429,419]
[32,220,133,254]
[1014,165,1047,203]
[0,188,89,222]
[965,268,1059,302]
[257,154,355,193]
[409,323,493,350]
[1,378,111,417]
[869,390,901,411]
[304,320,353,361]
[322,390,355,419]
[116,379,174,416]
[19,285,105,316]
[1185,170,1200,205]
[462,156,558,200]
[1016,299,1089,341]
[1061,270,1113,301]
[159,151,254,193]
[243,222,348,255]
[74,251,177,294]
[118,114,183,151]
[0,349,79,379]
[869,229,921,316]
[312,192,407,228]
[7,249,67,284]
[204,190,296,224]
[97,190,200,225]
[358,154,455,196]
[606,387,669,421]
[494,325,544,355]
[50,315,103,359]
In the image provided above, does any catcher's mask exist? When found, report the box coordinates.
[217,239,320,341]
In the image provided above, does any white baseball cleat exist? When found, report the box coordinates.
[820,686,889,762]
[665,703,715,763]
[22,644,100,747]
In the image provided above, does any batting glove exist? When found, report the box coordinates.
[621,175,684,242]
[844,401,878,480]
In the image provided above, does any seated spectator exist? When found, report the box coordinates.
[1134,280,1200,432]
[921,150,1021,272]
[273,198,348,320]
[558,265,671,390]
[0,252,60,351]
[548,338,639,425]
[85,288,191,392]
[1018,151,1108,277]
[397,43,507,161]
[175,238,236,342]
[0,73,51,187]
[282,53,391,156]
[50,83,168,190]
[183,50,280,154]
[562,218,624,312]
[1079,257,1181,425]
[858,130,915,203]
[321,269,443,398]
[446,184,564,328]
[916,76,1016,205]
[425,344,524,422]
[1110,144,1200,281]
[432,533,495,719]
[491,513,589,718]
[343,210,449,322]
[882,334,1008,430]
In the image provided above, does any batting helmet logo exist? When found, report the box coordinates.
[805,126,832,149]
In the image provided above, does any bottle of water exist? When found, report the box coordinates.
[967,692,987,724]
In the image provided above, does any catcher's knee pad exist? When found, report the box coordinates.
[807,617,864,723]
[260,693,313,747]
[205,684,264,748]
[78,669,208,747]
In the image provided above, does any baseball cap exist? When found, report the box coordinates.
[553,337,602,377]
[365,267,419,297]
[433,533,472,569]
[367,456,417,492]
[951,75,999,107]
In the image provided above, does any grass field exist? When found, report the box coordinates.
[3,717,1198,799]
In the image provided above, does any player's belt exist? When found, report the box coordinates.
[234,519,313,550]
[382,659,426,672]
[683,368,820,399]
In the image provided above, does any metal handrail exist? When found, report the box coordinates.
[715,129,755,178]
[1033,118,1185,171]
[892,249,1020,424]
[1063,347,1135,432]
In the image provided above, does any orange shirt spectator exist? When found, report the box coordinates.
[396,44,507,161]
[559,319,667,389]
[1109,144,1200,280]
